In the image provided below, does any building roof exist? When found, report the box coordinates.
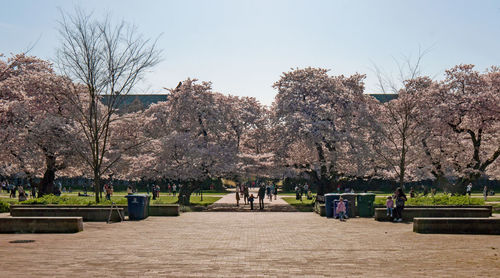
[368,94,398,103]
[102,93,397,111]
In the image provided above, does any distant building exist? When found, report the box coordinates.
[102,93,397,112]
[368,94,398,103]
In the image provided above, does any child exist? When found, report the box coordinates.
[386,196,394,217]
[248,194,255,210]
[336,197,347,221]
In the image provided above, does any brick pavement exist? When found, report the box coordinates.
[0,212,499,277]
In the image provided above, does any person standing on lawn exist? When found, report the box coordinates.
[466,183,472,197]
[258,185,266,210]
[483,185,488,201]
[393,187,407,222]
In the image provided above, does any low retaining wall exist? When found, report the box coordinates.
[10,207,123,222]
[0,217,83,233]
[149,204,180,216]
[374,205,493,216]
[375,207,491,221]
[11,204,180,217]
[314,202,326,217]
[413,217,500,235]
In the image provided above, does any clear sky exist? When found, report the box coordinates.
[1,0,499,105]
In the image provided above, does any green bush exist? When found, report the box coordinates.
[0,200,10,213]
[20,194,128,206]
[375,194,485,206]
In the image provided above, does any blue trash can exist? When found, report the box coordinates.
[325,193,341,218]
[333,200,349,218]
[125,194,150,220]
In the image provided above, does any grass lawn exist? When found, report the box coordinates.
[151,196,221,206]
[282,197,314,212]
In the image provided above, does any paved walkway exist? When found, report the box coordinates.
[1,212,499,277]
[209,188,296,211]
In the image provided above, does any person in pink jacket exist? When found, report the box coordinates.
[336,196,347,221]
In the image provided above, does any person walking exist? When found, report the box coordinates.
[243,185,249,205]
[172,184,177,197]
[393,187,407,222]
[235,188,240,207]
[268,184,273,202]
[235,185,241,206]
[483,185,488,201]
[258,185,266,210]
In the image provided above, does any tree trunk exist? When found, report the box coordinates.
[38,154,57,197]
[178,182,196,206]
[94,169,101,203]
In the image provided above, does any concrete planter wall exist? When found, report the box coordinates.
[10,207,123,222]
[0,217,83,233]
[11,204,180,217]
[149,205,180,216]
[375,207,491,221]
[414,217,500,235]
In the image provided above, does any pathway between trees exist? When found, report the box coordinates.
[208,188,297,212]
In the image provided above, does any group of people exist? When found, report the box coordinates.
[1,180,33,201]
[235,183,278,210]
[466,183,495,201]
[294,184,312,201]
[385,187,408,222]
[167,184,180,196]
[151,184,161,199]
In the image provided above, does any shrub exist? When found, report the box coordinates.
[376,194,485,206]
[0,200,10,213]
[20,194,128,206]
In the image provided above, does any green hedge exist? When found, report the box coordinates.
[375,195,485,206]
[21,194,128,206]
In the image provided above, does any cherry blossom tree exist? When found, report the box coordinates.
[0,54,77,195]
[143,79,238,204]
[271,67,372,195]
[418,65,500,193]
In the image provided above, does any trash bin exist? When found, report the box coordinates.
[341,193,357,217]
[125,194,150,220]
[324,193,341,218]
[333,199,349,218]
[357,193,376,217]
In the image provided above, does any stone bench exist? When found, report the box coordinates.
[374,207,491,221]
[10,207,123,222]
[413,217,500,235]
[0,217,83,233]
